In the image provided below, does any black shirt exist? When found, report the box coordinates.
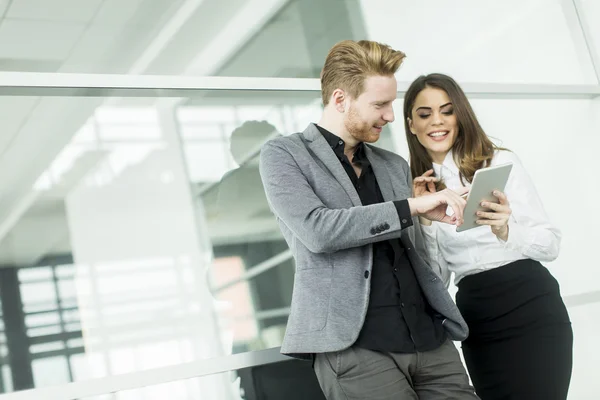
[317,125,446,353]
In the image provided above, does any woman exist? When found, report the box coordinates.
[403,73,572,399]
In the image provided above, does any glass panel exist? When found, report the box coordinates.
[57,279,78,302]
[22,302,59,314]
[70,352,108,382]
[25,312,61,328]
[64,322,83,332]
[19,281,57,304]
[55,264,76,279]
[32,356,71,388]
[30,341,66,354]
[67,337,85,349]
[1,365,12,393]
[210,257,259,350]
[0,92,332,393]
[27,326,62,337]
[0,89,596,398]
[18,267,53,282]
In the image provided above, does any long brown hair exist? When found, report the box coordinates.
[403,73,506,189]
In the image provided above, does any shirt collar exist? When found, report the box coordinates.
[432,150,460,179]
[316,124,366,162]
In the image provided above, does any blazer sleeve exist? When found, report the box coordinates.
[259,140,407,253]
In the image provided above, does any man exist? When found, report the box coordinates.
[259,40,478,399]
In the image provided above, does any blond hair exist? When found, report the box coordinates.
[321,40,406,105]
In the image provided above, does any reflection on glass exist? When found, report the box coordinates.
[176,91,399,357]
[18,267,53,282]
[0,94,245,394]
[32,356,70,388]
[180,99,312,356]
[0,294,8,393]
[211,257,258,348]
[1,365,12,393]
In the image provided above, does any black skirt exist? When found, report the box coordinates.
[456,259,573,400]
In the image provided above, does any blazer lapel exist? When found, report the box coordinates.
[303,124,362,207]
[365,146,396,201]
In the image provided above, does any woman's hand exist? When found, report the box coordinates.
[413,169,438,198]
[413,169,439,226]
[476,190,511,241]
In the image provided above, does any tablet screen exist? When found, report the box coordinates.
[456,162,513,233]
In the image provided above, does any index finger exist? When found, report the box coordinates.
[444,191,467,224]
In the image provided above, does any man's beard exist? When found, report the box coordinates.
[344,105,380,143]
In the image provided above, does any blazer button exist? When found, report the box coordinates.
[364,271,370,279]
[383,223,390,230]
[370,228,377,235]
[402,219,408,224]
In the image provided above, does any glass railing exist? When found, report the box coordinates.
[0,71,598,400]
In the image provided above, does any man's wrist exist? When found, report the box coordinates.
[407,197,419,216]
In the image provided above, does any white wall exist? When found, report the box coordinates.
[360,0,597,84]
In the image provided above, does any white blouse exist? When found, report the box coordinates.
[420,150,561,286]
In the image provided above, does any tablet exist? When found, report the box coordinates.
[456,162,513,233]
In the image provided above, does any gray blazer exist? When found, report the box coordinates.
[259,123,468,359]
